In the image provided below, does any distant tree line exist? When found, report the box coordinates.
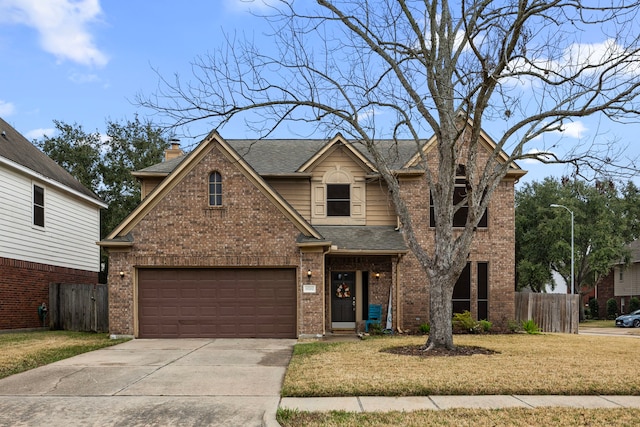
[35,117,170,281]
[516,177,640,299]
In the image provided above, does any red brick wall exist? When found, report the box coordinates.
[0,257,98,330]
[108,143,324,336]
[397,164,518,332]
[594,272,615,318]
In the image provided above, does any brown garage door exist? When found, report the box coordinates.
[138,268,296,338]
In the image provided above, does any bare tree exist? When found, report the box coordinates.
[139,0,640,350]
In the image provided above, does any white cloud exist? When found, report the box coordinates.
[0,0,108,67]
[224,0,280,12]
[69,71,100,84]
[521,148,555,164]
[0,100,15,116]
[357,108,380,123]
[562,39,640,77]
[505,39,640,80]
[25,128,56,139]
[558,121,587,139]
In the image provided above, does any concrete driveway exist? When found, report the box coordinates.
[0,338,295,427]
[579,326,640,337]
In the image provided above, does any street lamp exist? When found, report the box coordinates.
[550,204,574,294]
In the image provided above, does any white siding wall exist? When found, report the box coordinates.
[0,166,101,272]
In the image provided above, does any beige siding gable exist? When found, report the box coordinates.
[267,179,312,219]
[366,180,396,225]
[267,145,396,225]
[310,146,368,225]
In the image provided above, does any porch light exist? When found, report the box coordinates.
[119,271,125,278]
[375,272,380,279]
[307,269,312,278]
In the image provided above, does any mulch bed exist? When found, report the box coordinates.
[382,345,499,357]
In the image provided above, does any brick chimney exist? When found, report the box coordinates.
[165,139,184,161]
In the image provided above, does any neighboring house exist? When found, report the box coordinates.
[589,240,640,316]
[0,118,107,330]
[100,128,525,339]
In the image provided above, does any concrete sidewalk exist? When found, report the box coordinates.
[280,395,640,412]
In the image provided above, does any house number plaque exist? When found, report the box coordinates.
[302,284,316,293]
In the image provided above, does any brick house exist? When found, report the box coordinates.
[100,128,525,338]
[0,118,106,330]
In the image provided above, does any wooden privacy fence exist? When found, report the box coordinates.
[515,292,580,334]
[49,283,108,332]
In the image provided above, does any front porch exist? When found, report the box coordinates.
[325,255,399,334]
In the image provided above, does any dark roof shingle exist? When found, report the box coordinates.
[0,117,101,202]
[301,225,407,252]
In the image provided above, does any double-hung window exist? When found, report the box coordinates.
[430,165,488,228]
[326,184,350,216]
[33,184,45,227]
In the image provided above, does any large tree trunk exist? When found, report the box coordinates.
[425,274,455,350]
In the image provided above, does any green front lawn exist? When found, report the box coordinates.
[283,334,639,396]
[279,333,640,426]
[0,331,128,380]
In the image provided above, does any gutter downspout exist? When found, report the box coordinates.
[322,245,331,336]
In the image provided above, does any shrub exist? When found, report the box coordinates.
[589,298,599,319]
[629,297,640,313]
[418,323,430,334]
[478,319,492,332]
[452,311,476,332]
[452,311,490,334]
[368,323,384,335]
[607,298,619,319]
[521,319,541,334]
[507,319,521,333]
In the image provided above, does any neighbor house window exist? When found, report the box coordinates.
[33,184,44,227]
[209,172,222,206]
[327,184,350,216]
[430,165,487,228]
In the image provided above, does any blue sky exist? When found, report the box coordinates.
[0,0,636,186]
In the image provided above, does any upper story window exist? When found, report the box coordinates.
[311,166,365,225]
[430,165,487,228]
[327,184,350,216]
[208,172,222,206]
[33,184,45,227]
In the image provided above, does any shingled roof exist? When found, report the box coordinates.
[227,138,424,173]
[308,226,408,253]
[137,137,427,176]
[0,117,103,203]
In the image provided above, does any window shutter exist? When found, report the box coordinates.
[351,182,365,220]
[312,182,326,219]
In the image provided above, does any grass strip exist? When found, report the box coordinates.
[277,407,640,427]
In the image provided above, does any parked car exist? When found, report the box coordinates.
[615,309,640,328]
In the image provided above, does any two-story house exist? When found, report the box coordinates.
[100,129,525,338]
[0,118,107,330]
[588,240,640,316]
